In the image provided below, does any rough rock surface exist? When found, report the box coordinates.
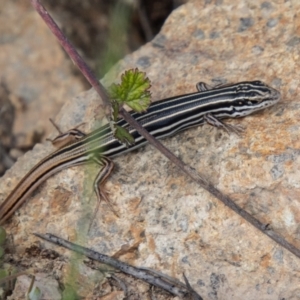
[0,0,84,142]
[1,1,300,299]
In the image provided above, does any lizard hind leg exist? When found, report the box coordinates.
[88,156,118,231]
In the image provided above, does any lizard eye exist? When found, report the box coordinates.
[253,80,263,86]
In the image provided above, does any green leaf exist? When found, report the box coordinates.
[108,68,151,113]
[107,68,152,147]
[114,125,135,147]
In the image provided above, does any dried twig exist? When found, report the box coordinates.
[34,232,203,299]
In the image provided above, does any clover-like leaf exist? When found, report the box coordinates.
[108,68,151,113]
[108,68,152,146]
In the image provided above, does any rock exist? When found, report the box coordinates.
[0,1,84,144]
[1,1,299,299]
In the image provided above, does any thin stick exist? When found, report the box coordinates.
[34,232,203,299]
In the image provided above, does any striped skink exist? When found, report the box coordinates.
[0,81,280,225]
